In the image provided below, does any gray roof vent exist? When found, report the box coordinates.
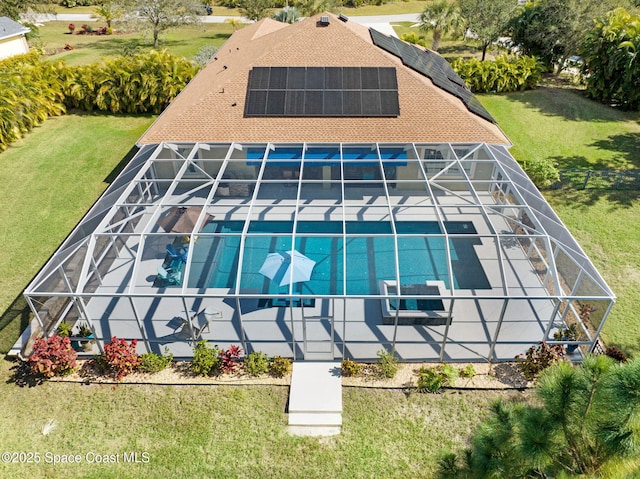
[319,16,330,26]
[338,13,348,22]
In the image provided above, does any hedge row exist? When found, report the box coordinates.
[0,50,198,151]
[452,55,542,94]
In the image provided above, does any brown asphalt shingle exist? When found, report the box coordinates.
[138,13,510,145]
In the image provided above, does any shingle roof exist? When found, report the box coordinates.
[0,17,30,42]
[138,13,509,145]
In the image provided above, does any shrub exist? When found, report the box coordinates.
[460,364,476,378]
[245,351,270,376]
[269,356,292,378]
[451,55,542,94]
[191,340,221,376]
[68,23,75,33]
[417,364,459,393]
[220,345,242,373]
[27,335,77,378]
[400,32,426,47]
[193,45,219,67]
[56,320,73,337]
[375,349,399,379]
[102,337,140,380]
[417,367,445,393]
[605,345,628,363]
[341,359,363,377]
[521,157,560,189]
[516,342,565,380]
[138,349,173,374]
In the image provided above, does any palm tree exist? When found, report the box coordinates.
[273,6,300,24]
[92,1,122,30]
[224,17,243,32]
[418,0,464,52]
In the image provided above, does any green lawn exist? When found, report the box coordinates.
[35,22,235,66]
[479,88,640,355]
[0,113,154,352]
[0,359,517,479]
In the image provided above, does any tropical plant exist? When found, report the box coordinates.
[436,355,640,478]
[509,0,623,74]
[459,364,476,378]
[458,0,516,60]
[341,359,363,377]
[244,351,270,376]
[269,355,292,377]
[0,52,65,151]
[375,348,399,379]
[92,0,122,30]
[516,341,565,380]
[220,345,242,373]
[417,364,459,393]
[451,55,542,93]
[238,0,273,21]
[225,17,243,32]
[138,348,173,373]
[192,45,218,66]
[273,6,300,24]
[56,320,73,337]
[400,31,427,48]
[27,335,77,378]
[418,0,464,52]
[101,336,140,380]
[191,340,222,376]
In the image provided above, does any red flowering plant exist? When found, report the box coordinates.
[68,23,75,33]
[27,335,77,378]
[220,345,242,373]
[101,337,140,380]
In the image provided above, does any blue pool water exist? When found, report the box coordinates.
[187,220,490,294]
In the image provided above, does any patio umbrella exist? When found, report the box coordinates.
[157,206,204,234]
[259,250,316,287]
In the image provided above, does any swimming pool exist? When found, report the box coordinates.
[187,220,490,294]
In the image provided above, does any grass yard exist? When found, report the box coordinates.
[0,113,154,352]
[0,360,518,479]
[479,88,640,355]
[35,21,235,66]
[392,22,491,60]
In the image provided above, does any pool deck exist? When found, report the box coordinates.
[68,189,561,362]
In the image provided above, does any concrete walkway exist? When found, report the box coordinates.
[288,362,342,436]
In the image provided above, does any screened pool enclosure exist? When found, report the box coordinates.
[22,142,615,361]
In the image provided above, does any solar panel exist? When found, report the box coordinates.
[361,67,379,90]
[369,28,495,123]
[245,66,398,117]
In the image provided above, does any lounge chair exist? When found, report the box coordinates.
[166,244,188,263]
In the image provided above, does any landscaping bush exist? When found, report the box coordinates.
[521,156,560,189]
[451,55,542,94]
[269,356,292,378]
[516,342,565,380]
[375,349,399,379]
[61,50,199,114]
[459,364,476,378]
[417,364,459,393]
[191,340,222,376]
[400,32,426,48]
[219,345,242,373]
[27,335,77,378]
[341,359,363,377]
[605,345,628,363]
[244,351,270,376]
[0,52,65,151]
[102,337,140,380]
[138,349,173,373]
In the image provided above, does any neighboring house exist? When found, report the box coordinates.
[19,13,614,362]
[0,17,30,60]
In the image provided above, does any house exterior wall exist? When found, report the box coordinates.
[0,35,29,60]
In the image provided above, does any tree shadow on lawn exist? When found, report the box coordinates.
[496,87,635,123]
[550,154,614,170]
[547,187,640,209]
[589,132,640,169]
[80,32,231,56]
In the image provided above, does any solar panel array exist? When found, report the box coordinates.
[369,28,495,123]
[245,67,400,117]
